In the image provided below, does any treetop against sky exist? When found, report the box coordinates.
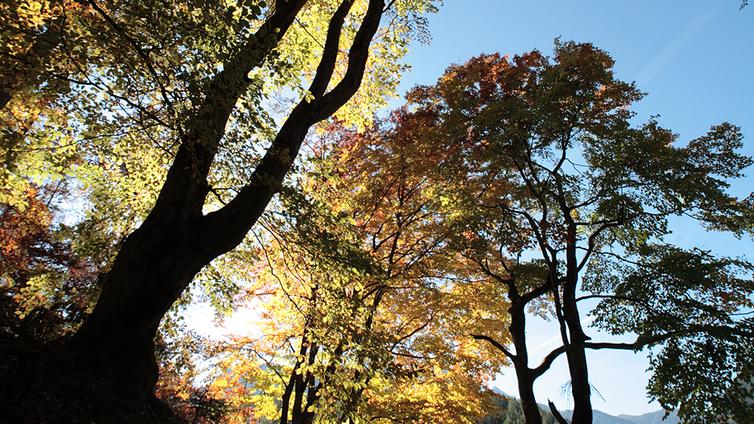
[387,0,754,416]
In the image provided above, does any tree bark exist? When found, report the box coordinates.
[281,336,311,424]
[548,400,569,424]
[73,223,214,396]
[515,366,542,424]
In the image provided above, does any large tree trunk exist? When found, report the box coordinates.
[516,367,542,424]
[72,218,213,397]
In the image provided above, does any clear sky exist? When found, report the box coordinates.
[392,0,754,417]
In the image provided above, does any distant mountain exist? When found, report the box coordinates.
[593,411,634,424]
[562,410,679,424]
[487,388,680,424]
[618,410,680,424]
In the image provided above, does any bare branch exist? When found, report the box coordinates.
[533,345,565,378]
[548,400,569,424]
[471,334,516,359]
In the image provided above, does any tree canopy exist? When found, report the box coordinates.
[1,3,753,424]
[369,41,754,424]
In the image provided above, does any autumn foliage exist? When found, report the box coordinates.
[1,2,753,423]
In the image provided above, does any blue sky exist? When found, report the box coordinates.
[393,0,754,416]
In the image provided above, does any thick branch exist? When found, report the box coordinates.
[142,0,308,226]
[532,345,565,378]
[309,0,356,98]
[311,0,386,122]
[519,281,550,305]
[532,334,669,379]
[535,321,752,379]
[200,0,385,257]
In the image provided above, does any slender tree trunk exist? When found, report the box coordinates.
[282,316,313,424]
[565,344,592,423]
[515,368,542,424]
[562,234,593,424]
[510,303,543,424]
[548,400,569,424]
[562,311,592,424]
[280,374,295,424]
[291,344,318,423]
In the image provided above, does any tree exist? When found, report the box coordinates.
[323,115,509,422]
[1,1,65,109]
[1,1,74,208]
[82,0,433,400]
[2,0,440,408]
[395,41,753,423]
[208,114,508,423]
